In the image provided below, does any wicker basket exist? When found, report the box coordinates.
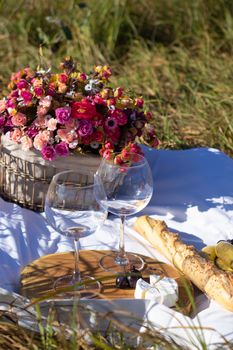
[0,135,101,211]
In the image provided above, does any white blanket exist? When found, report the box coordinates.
[0,145,233,348]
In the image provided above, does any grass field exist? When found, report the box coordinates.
[0,1,233,349]
[0,0,232,155]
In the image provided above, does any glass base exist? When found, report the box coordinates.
[99,252,145,273]
[53,275,102,299]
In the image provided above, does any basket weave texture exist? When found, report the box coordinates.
[0,135,101,211]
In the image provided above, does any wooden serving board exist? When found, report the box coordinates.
[20,250,193,315]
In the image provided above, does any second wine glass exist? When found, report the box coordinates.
[94,153,153,272]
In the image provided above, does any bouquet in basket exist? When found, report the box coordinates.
[0,57,159,164]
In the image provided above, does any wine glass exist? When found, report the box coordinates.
[45,170,107,298]
[94,153,153,272]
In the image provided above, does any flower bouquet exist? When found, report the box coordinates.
[0,57,159,210]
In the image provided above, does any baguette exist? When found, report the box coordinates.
[134,215,233,312]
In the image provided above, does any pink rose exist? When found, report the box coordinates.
[41,145,56,161]
[39,96,52,108]
[21,135,33,151]
[21,90,33,104]
[55,106,71,124]
[11,129,22,142]
[47,118,57,131]
[17,79,28,89]
[0,99,6,113]
[65,118,78,129]
[41,130,51,142]
[37,106,48,117]
[12,112,27,126]
[55,142,69,157]
[34,86,43,97]
[77,120,93,137]
[57,129,77,143]
[34,116,48,127]
[33,133,47,150]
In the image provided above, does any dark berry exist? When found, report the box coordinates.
[115,266,142,289]
[115,275,130,289]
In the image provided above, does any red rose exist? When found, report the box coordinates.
[71,98,98,120]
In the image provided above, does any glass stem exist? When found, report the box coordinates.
[116,215,128,265]
[73,238,81,284]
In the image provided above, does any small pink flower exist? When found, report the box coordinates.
[58,83,67,94]
[33,133,48,150]
[59,73,68,84]
[114,87,123,98]
[134,97,144,108]
[17,79,28,89]
[21,90,33,104]
[82,135,92,145]
[9,90,19,98]
[41,130,51,142]
[114,155,124,165]
[12,112,27,126]
[34,86,43,97]
[77,73,87,82]
[11,129,22,142]
[110,110,128,126]
[0,99,6,113]
[32,78,43,88]
[47,118,57,131]
[57,129,77,143]
[55,142,69,157]
[77,120,93,137]
[65,118,78,129]
[121,149,131,161]
[151,137,160,148]
[39,95,52,108]
[145,111,153,121]
[100,88,111,99]
[6,99,16,109]
[129,143,142,154]
[106,128,120,143]
[41,145,56,161]
[34,116,48,128]
[107,98,116,107]
[21,135,33,151]
[93,94,106,106]
[37,105,48,117]
[102,149,113,160]
[0,115,5,127]
[92,130,104,142]
[55,106,71,124]
[104,141,114,150]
